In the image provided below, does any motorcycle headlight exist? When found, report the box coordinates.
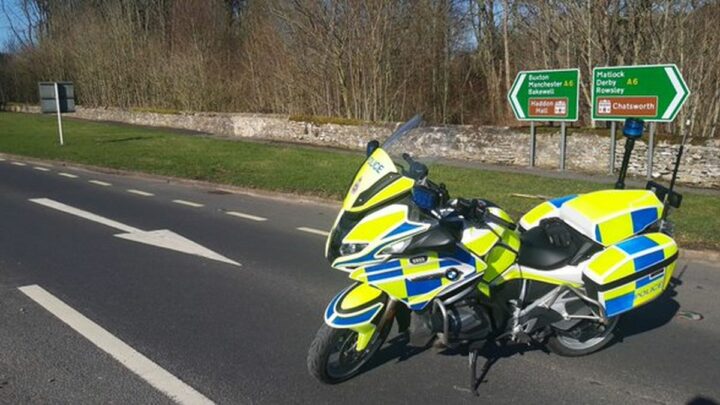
[339,243,367,256]
[381,238,411,255]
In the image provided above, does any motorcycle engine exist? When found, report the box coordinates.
[408,297,491,347]
[446,298,492,341]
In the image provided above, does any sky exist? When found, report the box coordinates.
[0,0,23,52]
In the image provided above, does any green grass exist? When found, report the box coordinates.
[1,112,718,250]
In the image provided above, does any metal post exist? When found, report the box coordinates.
[54,82,64,146]
[609,121,616,174]
[560,121,567,171]
[529,122,536,167]
[646,122,655,179]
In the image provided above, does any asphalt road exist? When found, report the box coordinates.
[0,155,718,405]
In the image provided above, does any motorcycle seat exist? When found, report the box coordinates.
[518,219,601,271]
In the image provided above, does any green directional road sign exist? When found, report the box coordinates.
[592,64,689,122]
[508,68,580,122]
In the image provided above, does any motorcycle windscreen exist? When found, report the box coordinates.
[342,148,414,213]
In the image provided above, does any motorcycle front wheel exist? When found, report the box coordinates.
[307,320,392,384]
[546,316,619,357]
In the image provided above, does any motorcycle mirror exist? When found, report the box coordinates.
[366,140,380,157]
[623,118,645,139]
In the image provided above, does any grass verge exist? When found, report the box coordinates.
[1,112,718,250]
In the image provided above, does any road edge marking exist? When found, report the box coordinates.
[127,189,154,197]
[296,227,329,237]
[225,211,267,222]
[18,285,215,405]
[172,199,204,208]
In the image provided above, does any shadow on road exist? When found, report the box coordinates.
[359,270,686,383]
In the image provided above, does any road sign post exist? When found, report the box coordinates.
[609,121,617,174]
[592,64,689,181]
[560,122,567,170]
[530,122,536,167]
[508,68,580,170]
[647,123,655,179]
[54,83,64,145]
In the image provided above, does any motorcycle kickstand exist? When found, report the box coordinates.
[468,340,496,396]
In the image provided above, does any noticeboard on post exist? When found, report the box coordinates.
[38,82,76,113]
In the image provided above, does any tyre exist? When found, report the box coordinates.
[307,320,392,384]
[546,316,619,357]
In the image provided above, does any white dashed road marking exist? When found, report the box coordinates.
[127,189,154,197]
[0,157,5,161]
[225,211,267,222]
[296,227,329,237]
[34,166,51,171]
[18,285,215,405]
[89,180,112,187]
[59,172,79,178]
[173,199,204,208]
[11,161,27,166]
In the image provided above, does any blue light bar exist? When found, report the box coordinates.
[623,118,645,139]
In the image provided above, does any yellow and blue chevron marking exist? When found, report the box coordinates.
[594,207,659,244]
[355,246,483,311]
[549,194,578,208]
[324,284,385,328]
[586,233,677,318]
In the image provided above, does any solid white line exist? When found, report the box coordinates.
[226,211,267,222]
[297,227,329,237]
[29,198,141,233]
[33,166,51,172]
[58,172,79,178]
[173,199,204,208]
[18,285,215,405]
[89,180,112,187]
[11,161,27,166]
[127,189,154,197]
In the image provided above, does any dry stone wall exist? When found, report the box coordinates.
[4,104,719,188]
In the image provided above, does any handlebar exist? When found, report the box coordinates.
[402,153,429,180]
[451,198,516,231]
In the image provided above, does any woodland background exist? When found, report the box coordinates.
[1,0,719,137]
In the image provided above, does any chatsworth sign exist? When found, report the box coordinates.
[592,64,689,122]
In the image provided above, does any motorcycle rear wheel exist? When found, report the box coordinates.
[546,316,619,357]
[307,321,392,384]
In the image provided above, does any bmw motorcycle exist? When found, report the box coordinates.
[307,115,683,391]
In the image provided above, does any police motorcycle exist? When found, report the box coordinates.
[307,115,684,392]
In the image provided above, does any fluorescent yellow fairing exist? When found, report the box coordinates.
[343,148,400,210]
[352,324,377,351]
[344,206,407,243]
[347,177,414,213]
[341,283,383,310]
[483,224,520,282]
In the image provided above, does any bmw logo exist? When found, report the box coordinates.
[445,268,460,281]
